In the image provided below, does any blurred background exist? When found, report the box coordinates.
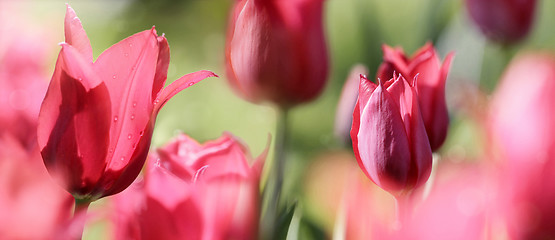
[2,0,555,238]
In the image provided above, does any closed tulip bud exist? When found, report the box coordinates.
[350,74,432,196]
[113,133,265,240]
[225,0,328,108]
[37,5,216,202]
[377,43,453,151]
[465,0,537,44]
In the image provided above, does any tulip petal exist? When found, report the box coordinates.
[357,83,411,192]
[153,70,218,114]
[152,35,170,101]
[38,45,111,196]
[64,5,93,62]
[94,28,160,172]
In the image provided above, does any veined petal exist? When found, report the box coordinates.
[153,70,218,114]
[64,4,93,62]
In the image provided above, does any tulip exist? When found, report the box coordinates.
[37,5,217,202]
[0,135,73,239]
[465,0,537,44]
[113,133,265,240]
[225,0,328,108]
[377,43,453,151]
[489,53,555,239]
[350,74,432,195]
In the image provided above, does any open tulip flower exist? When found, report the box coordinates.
[113,133,265,240]
[350,74,432,196]
[37,5,217,202]
[377,43,453,151]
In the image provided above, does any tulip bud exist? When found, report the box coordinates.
[489,53,555,239]
[37,5,216,202]
[113,133,265,240]
[225,0,328,108]
[465,0,537,44]
[377,43,453,151]
[350,74,432,195]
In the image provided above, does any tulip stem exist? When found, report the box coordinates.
[262,107,289,239]
[72,198,91,240]
[394,194,411,231]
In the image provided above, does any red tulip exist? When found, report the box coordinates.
[113,133,265,240]
[225,0,328,108]
[350,74,432,195]
[489,53,555,239]
[377,43,453,151]
[37,5,217,202]
[465,0,537,43]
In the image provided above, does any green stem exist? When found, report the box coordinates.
[72,198,91,240]
[261,107,289,240]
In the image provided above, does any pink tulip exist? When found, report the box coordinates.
[113,133,265,240]
[377,43,453,151]
[0,134,73,239]
[489,53,555,239]
[225,0,328,108]
[465,0,537,43]
[350,74,432,196]
[37,5,217,202]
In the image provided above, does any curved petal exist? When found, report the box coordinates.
[64,5,93,62]
[153,70,218,114]
[152,35,170,101]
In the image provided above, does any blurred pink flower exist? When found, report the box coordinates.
[350,74,432,196]
[341,162,491,240]
[489,53,555,239]
[465,0,537,43]
[113,133,265,240]
[225,0,328,108]
[0,134,73,240]
[334,64,368,145]
[377,43,453,151]
[37,5,217,202]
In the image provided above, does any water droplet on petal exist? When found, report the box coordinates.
[113,116,118,122]
[109,148,114,154]
[78,77,82,81]
[130,114,135,120]
[132,102,137,108]
[129,43,133,47]
[188,82,195,86]
[139,131,144,136]
[128,134,132,140]
[120,157,125,161]
[112,75,117,79]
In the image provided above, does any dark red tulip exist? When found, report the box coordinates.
[377,43,453,151]
[350,74,432,195]
[489,53,555,239]
[37,5,217,202]
[465,0,537,43]
[113,133,265,240]
[225,0,328,108]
